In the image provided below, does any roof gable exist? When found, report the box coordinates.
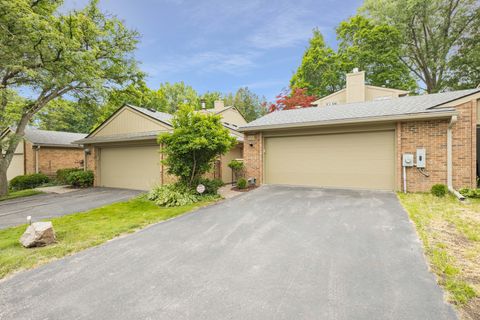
[89,105,172,138]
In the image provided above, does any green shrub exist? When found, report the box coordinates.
[148,183,218,207]
[9,173,50,191]
[459,188,480,198]
[228,159,244,171]
[431,184,448,197]
[56,168,83,184]
[237,178,247,189]
[148,184,199,207]
[66,170,94,188]
[198,178,224,195]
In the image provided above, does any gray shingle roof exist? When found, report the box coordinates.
[74,130,165,144]
[127,104,174,125]
[241,89,480,131]
[23,127,87,147]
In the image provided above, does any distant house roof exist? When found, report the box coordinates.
[241,89,480,131]
[24,127,87,147]
[2,127,87,148]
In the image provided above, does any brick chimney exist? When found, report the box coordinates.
[346,68,366,103]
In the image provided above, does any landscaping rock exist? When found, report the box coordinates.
[20,222,56,248]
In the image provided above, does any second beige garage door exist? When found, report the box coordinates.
[100,145,161,190]
[264,131,395,190]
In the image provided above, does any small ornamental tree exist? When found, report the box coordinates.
[268,88,317,112]
[158,106,236,187]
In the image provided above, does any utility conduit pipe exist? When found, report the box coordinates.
[447,115,465,201]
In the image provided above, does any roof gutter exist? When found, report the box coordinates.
[32,143,84,148]
[239,110,457,132]
[446,115,465,201]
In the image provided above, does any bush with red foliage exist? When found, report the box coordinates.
[267,88,317,112]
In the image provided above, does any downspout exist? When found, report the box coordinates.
[447,115,465,200]
[34,146,40,174]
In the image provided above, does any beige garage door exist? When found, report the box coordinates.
[100,145,161,190]
[265,131,395,190]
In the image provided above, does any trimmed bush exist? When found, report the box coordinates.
[227,159,244,171]
[9,173,50,191]
[56,168,83,184]
[66,170,94,188]
[459,188,480,199]
[431,184,448,197]
[237,178,247,189]
[198,178,224,195]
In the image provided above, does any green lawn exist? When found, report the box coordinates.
[0,189,43,201]
[0,196,217,280]
[398,193,480,320]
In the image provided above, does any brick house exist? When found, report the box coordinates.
[2,127,86,180]
[240,88,480,193]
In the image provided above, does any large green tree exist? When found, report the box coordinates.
[98,81,165,123]
[157,82,199,113]
[361,0,480,92]
[223,87,267,122]
[447,17,480,90]
[336,16,417,91]
[291,19,417,97]
[291,29,344,97]
[158,106,236,187]
[0,0,141,195]
[35,99,102,133]
[200,91,223,110]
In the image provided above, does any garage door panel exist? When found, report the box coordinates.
[265,131,395,190]
[100,146,161,190]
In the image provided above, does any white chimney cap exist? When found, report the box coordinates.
[352,67,359,73]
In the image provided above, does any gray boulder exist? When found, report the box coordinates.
[20,222,56,248]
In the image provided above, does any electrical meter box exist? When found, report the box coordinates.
[402,153,414,167]
[416,148,426,168]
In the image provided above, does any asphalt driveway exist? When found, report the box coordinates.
[0,187,142,229]
[0,185,456,319]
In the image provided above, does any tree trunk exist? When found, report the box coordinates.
[0,112,34,196]
[0,164,7,196]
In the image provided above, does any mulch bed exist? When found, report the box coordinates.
[231,185,258,192]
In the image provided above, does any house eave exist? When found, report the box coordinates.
[239,111,457,132]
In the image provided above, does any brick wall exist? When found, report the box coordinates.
[396,100,477,192]
[452,101,476,188]
[24,143,85,177]
[397,120,449,192]
[243,132,263,185]
[38,147,84,176]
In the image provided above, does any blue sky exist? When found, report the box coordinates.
[64,0,362,101]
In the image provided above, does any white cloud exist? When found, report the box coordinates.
[144,50,258,76]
